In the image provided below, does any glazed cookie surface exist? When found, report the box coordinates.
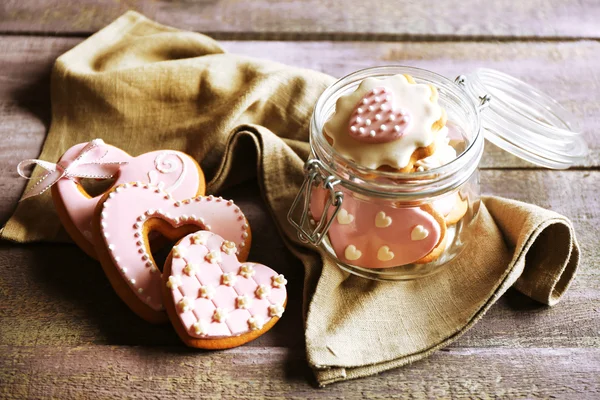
[324,74,445,171]
[163,231,287,349]
[310,186,446,268]
[92,183,251,323]
[52,140,204,258]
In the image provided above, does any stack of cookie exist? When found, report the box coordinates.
[311,74,468,268]
[18,139,287,349]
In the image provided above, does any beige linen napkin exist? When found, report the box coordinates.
[2,12,580,385]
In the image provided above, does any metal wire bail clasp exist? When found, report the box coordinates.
[287,159,343,246]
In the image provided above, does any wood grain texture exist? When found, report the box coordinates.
[1,0,599,39]
[0,35,597,217]
[1,171,598,351]
[1,345,599,398]
[0,7,599,394]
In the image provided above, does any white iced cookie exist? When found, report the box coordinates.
[324,74,444,170]
[414,126,457,171]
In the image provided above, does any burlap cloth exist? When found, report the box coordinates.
[2,12,580,386]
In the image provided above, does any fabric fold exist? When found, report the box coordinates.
[2,11,580,386]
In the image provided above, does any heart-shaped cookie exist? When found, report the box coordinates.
[92,183,251,323]
[348,87,410,144]
[52,141,204,258]
[162,231,287,349]
[310,186,446,268]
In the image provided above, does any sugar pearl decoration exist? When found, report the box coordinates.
[178,296,194,312]
[268,304,285,318]
[248,316,264,331]
[191,233,208,245]
[205,250,221,264]
[236,295,252,309]
[192,320,209,336]
[255,284,270,299]
[172,246,184,258]
[221,272,237,286]
[183,263,198,276]
[221,240,237,255]
[167,275,182,289]
[212,307,228,323]
[271,274,287,288]
[238,264,255,279]
[199,285,216,299]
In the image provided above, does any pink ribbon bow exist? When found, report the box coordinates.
[17,139,128,201]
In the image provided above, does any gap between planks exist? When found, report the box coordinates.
[1,0,599,39]
[0,36,598,169]
[1,344,598,397]
[2,30,600,43]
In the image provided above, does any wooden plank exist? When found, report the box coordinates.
[0,36,597,200]
[222,40,600,169]
[0,37,67,224]
[1,0,599,39]
[1,345,598,397]
[0,35,598,393]
[1,171,598,349]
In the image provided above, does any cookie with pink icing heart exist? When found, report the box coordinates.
[324,74,447,173]
[162,231,287,349]
[310,186,447,268]
[92,183,251,323]
[48,140,205,258]
[348,87,411,144]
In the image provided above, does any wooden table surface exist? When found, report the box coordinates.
[1,1,599,398]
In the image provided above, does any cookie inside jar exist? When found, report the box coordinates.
[305,66,484,279]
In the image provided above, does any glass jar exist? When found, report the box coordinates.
[288,66,587,281]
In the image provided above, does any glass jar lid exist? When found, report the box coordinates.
[457,68,588,169]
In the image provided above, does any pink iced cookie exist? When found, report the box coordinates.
[348,87,411,144]
[93,183,251,323]
[163,231,287,349]
[310,186,445,268]
[52,140,204,259]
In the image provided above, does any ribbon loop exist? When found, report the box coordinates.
[17,159,60,180]
[17,139,128,201]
